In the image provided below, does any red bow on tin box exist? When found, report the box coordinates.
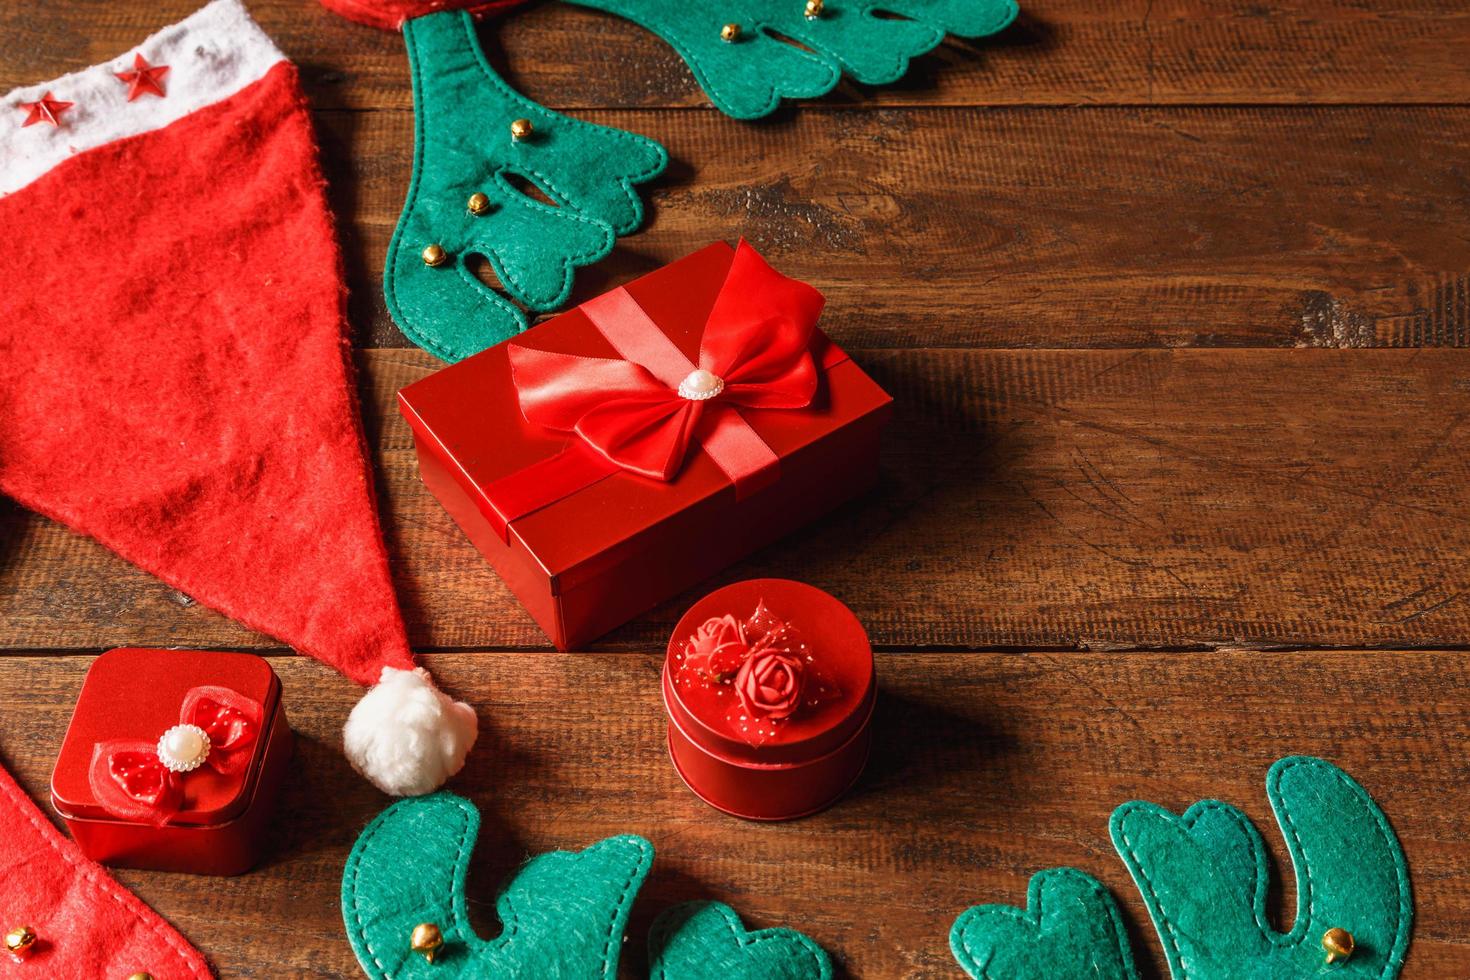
[89,686,263,826]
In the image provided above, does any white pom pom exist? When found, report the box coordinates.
[343,667,478,796]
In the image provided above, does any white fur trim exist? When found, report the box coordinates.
[0,0,286,196]
[343,667,479,797]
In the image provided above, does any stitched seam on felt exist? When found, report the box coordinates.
[1,772,210,979]
[459,11,662,261]
[1118,799,1267,972]
[723,913,826,976]
[452,9,611,311]
[387,15,463,363]
[461,11,664,205]
[389,14,541,356]
[954,870,1131,980]
[478,166,610,308]
[574,0,1013,118]
[501,836,650,975]
[599,837,654,975]
[819,6,941,85]
[568,0,838,119]
[740,934,825,974]
[1270,757,1408,971]
[347,800,475,976]
[348,811,648,978]
[1118,762,1409,979]
[1115,811,1186,971]
[702,32,840,119]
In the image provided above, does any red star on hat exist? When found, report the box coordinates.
[116,53,170,102]
[18,91,73,127]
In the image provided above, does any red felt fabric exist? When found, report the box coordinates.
[318,0,534,31]
[0,63,415,686]
[0,761,212,979]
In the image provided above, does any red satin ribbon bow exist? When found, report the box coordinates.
[88,686,263,826]
[507,240,827,495]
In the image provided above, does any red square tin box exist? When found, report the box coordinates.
[398,240,893,649]
[663,578,875,820]
[51,648,292,876]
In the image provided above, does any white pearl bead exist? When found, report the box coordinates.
[157,724,211,772]
[677,369,725,401]
[166,728,203,761]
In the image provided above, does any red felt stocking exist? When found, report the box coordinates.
[0,0,476,796]
[0,762,211,979]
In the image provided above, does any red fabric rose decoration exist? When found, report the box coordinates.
[675,601,838,744]
[734,650,806,720]
[686,613,749,681]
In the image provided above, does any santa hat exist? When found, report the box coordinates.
[0,0,475,796]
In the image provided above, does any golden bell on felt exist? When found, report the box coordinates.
[467,192,491,216]
[127,973,155,980]
[720,22,741,41]
[1322,927,1355,964]
[411,922,445,964]
[804,0,823,18]
[510,118,534,141]
[422,243,448,267]
[4,925,37,960]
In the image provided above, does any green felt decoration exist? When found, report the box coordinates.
[341,793,835,980]
[387,10,667,361]
[950,757,1412,980]
[341,792,654,978]
[1112,755,1412,980]
[949,868,1139,980]
[565,0,1019,119]
[650,901,833,980]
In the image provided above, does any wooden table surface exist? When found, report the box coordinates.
[5,1,1470,978]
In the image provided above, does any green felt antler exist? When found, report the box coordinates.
[388,10,667,362]
[565,0,1018,119]
[1112,756,1412,980]
[950,868,1139,980]
[342,792,832,979]
[650,901,833,980]
[377,0,1016,359]
[341,792,653,977]
[951,757,1413,980]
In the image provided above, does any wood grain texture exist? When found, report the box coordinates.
[5,348,1470,654]
[305,105,1470,350]
[6,0,1470,110]
[1,651,1466,979]
[5,1,1470,977]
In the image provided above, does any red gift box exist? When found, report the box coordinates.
[663,578,875,820]
[51,648,293,876]
[398,241,893,649]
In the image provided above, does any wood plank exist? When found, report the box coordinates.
[5,348,1470,653]
[305,105,1470,350]
[6,0,1470,110]
[0,651,1466,978]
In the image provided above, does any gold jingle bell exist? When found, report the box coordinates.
[5,925,37,960]
[127,973,155,980]
[509,118,534,141]
[467,192,492,216]
[411,922,445,964]
[1322,927,1355,965]
[422,243,449,267]
[804,0,823,18]
[720,22,741,42]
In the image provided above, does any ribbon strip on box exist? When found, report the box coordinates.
[88,685,263,826]
[485,240,849,541]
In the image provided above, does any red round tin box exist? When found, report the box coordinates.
[51,648,293,876]
[663,579,875,820]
